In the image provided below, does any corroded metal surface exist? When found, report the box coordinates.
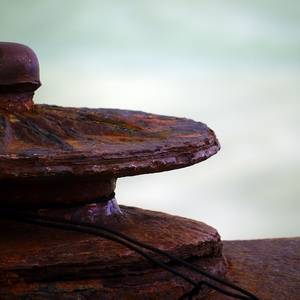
[0,42,41,113]
[0,41,220,208]
[0,206,227,299]
[0,42,41,91]
[0,105,220,208]
[0,105,220,178]
[0,42,225,299]
[207,238,300,300]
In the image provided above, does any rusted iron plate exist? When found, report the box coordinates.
[207,238,300,300]
[0,41,220,208]
[0,105,220,179]
[0,206,227,299]
[0,105,220,208]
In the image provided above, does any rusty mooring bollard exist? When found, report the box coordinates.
[0,42,229,299]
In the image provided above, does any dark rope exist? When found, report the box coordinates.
[0,208,260,300]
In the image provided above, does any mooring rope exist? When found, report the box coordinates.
[0,203,259,300]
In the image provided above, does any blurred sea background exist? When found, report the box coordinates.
[1,0,299,240]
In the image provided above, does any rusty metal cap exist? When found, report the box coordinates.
[0,42,41,93]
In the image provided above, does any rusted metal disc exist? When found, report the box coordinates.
[0,105,220,208]
[0,105,220,178]
[0,42,220,208]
